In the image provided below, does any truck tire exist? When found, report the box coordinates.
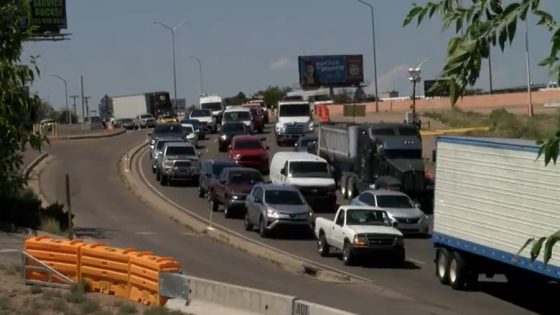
[346,176,358,200]
[435,248,451,285]
[198,185,206,198]
[340,173,348,199]
[244,212,254,231]
[317,232,330,257]
[449,251,468,290]
[394,246,406,266]
[224,205,234,218]
[210,198,219,212]
[342,241,355,266]
[160,175,168,186]
[156,169,161,181]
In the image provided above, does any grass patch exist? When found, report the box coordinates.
[144,306,184,315]
[80,299,100,314]
[52,296,69,313]
[39,217,63,236]
[65,281,87,304]
[29,285,42,295]
[117,302,137,314]
[0,295,11,311]
[423,109,488,128]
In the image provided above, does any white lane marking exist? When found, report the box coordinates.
[181,232,198,237]
[408,257,427,265]
[134,232,157,235]
[0,249,20,253]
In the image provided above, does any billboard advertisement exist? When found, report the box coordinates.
[424,80,450,97]
[299,55,363,88]
[21,0,67,34]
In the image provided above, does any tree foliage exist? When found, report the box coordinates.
[0,1,44,198]
[224,91,248,106]
[258,85,292,109]
[404,0,560,263]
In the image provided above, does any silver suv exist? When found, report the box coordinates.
[155,142,200,186]
[150,137,184,172]
[136,113,156,128]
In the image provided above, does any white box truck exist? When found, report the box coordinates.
[111,91,174,120]
[433,136,560,290]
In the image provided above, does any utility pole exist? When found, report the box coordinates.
[84,96,91,120]
[80,75,85,129]
[357,0,379,112]
[525,18,534,117]
[70,95,79,122]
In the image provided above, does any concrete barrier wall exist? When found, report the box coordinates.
[293,300,356,315]
[188,276,295,315]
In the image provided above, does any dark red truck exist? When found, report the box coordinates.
[208,167,265,218]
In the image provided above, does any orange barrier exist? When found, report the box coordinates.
[317,104,330,123]
[80,243,136,298]
[23,237,183,306]
[24,236,85,284]
[129,252,182,306]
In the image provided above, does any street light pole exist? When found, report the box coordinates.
[524,18,534,117]
[52,75,69,124]
[357,0,379,112]
[70,95,79,122]
[154,21,188,111]
[190,56,204,96]
[408,58,431,127]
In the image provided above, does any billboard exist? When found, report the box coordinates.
[424,80,450,97]
[21,0,67,34]
[299,55,363,88]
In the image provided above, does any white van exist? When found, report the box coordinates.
[199,95,224,123]
[222,107,253,131]
[269,152,337,211]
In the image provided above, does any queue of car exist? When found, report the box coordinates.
[144,99,430,267]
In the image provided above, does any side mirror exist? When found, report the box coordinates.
[280,168,287,176]
[392,222,399,228]
[254,197,262,203]
[414,203,421,209]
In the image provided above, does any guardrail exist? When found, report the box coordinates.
[23,236,188,306]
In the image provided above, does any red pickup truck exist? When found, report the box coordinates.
[227,135,270,175]
[209,167,265,218]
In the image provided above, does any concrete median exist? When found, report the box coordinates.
[187,276,295,315]
[293,300,356,315]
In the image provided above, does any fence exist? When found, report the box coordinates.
[23,236,188,306]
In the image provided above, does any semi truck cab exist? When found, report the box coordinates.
[274,101,314,145]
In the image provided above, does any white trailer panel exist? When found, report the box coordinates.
[433,136,560,276]
[112,94,148,119]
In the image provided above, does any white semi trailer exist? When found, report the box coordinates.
[433,136,560,290]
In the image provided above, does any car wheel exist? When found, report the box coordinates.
[340,174,348,199]
[342,241,355,266]
[160,175,168,186]
[394,246,406,266]
[436,248,451,285]
[224,205,233,218]
[156,170,161,181]
[198,185,206,198]
[317,233,330,257]
[346,176,357,200]
[210,198,219,212]
[259,217,269,238]
[244,213,254,231]
[449,251,469,290]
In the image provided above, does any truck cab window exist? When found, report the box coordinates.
[335,211,345,226]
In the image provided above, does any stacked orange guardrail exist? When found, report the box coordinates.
[23,236,182,306]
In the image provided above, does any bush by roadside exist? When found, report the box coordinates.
[423,108,560,140]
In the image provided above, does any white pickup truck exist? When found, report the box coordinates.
[315,206,405,266]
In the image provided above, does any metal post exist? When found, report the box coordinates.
[70,95,79,122]
[52,75,69,124]
[190,56,204,95]
[207,196,215,231]
[412,80,417,120]
[525,18,534,117]
[488,52,494,94]
[84,96,91,120]
[80,75,85,129]
[357,0,379,112]
[65,174,74,240]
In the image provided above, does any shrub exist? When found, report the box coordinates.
[65,281,87,304]
[80,299,100,314]
[117,302,137,314]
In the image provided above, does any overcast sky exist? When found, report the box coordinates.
[24,0,560,110]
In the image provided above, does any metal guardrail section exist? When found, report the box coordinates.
[159,272,191,305]
[22,251,74,289]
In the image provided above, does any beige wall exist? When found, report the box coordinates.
[325,90,560,116]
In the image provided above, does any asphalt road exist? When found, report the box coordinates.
[37,131,466,315]
[136,123,553,315]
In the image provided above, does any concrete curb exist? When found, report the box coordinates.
[48,129,126,141]
[119,141,411,302]
[22,152,48,180]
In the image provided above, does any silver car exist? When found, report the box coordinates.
[244,184,314,238]
[350,190,429,235]
[151,137,184,172]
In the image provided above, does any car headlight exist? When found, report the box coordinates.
[395,236,405,246]
[233,154,241,160]
[275,124,284,132]
[308,122,315,131]
[221,134,227,140]
[151,139,155,144]
[267,209,279,219]
[353,234,368,247]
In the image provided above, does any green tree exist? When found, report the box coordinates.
[404,0,560,263]
[261,85,292,109]
[224,91,248,106]
[333,89,353,104]
[0,1,44,199]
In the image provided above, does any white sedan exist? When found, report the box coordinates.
[181,123,198,148]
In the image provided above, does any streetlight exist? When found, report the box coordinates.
[154,21,189,111]
[357,0,379,112]
[51,75,70,124]
[190,56,204,96]
[408,58,431,126]
[524,17,534,117]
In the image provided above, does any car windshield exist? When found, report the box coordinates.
[154,124,183,134]
[376,195,415,209]
[249,108,259,115]
[212,164,236,176]
[399,128,419,136]
[229,172,263,185]
[121,119,133,123]
[166,146,195,156]
[346,210,390,226]
[190,110,211,117]
[234,140,262,150]
[224,111,251,121]
[157,140,181,150]
[265,190,305,205]
[140,115,153,119]
[222,123,246,133]
[201,102,222,111]
[289,161,330,178]
[383,149,422,159]
[183,126,194,134]
[279,104,310,117]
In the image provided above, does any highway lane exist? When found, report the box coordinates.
[37,130,466,315]
[138,124,548,315]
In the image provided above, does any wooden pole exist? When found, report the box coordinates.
[65,174,74,240]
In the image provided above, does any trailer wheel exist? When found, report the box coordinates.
[449,251,469,290]
[340,173,349,199]
[435,248,451,285]
[346,176,357,200]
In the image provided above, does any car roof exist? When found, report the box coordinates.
[224,107,250,112]
[155,137,184,142]
[258,184,299,191]
[339,205,386,211]
[362,190,408,197]
[163,142,194,148]
[272,152,327,162]
[232,135,259,142]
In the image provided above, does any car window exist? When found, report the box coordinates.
[346,209,390,226]
[224,111,251,121]
[335,211,345,226]
[222,123,246,132]
[265,190,305,205]
[234,140,262,150]
[358,193,376,206]
[252,187,263,199]
[376,195,415,209]
[228,172,263,185]
[165,146,195,155]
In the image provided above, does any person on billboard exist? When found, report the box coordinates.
[301,60,319,87]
